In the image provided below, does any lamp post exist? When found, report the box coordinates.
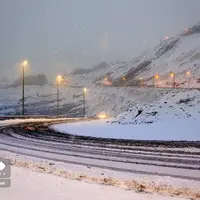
[170,72,175,88]
[21,60,28,116]
[122,76,126,86]
[56,75,62,117]
[83,88,87,118]
[153,75,159,88]
[186,71,191,90]
[139,77,143,87]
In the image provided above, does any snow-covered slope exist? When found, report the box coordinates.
[113,90,200,125]
[70,25,200,88]
[1,24,200,117]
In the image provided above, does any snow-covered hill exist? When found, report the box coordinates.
[0,24,200,117]
[112,89,200,125]
[70,24,200,88]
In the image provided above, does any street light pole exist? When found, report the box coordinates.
[22,65,25,116]
[57,79,59,117]
[170,72,175,88]
[139,78,143,87]
[83,88,87,118]
[21,60,27,116]
[173,74,175,88]
[83,91,85,118]
[152,76,154,87]
[186,71,191,90]
[56,75,62,117]
[153,75,159,88]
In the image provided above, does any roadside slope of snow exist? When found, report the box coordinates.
[0,166,188,200]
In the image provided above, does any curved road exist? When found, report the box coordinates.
[0,119,200,181]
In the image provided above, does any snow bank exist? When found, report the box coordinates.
[52,90,200,141]
[0,166,188,200]
[51,117,200,141]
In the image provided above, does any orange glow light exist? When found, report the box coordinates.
[154,75,159,79]
[186,71,191,76]
[97,112,109,119]
[170,72,174,78]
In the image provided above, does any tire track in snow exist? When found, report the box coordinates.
[0,121,200,181]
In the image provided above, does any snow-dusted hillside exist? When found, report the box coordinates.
[0,85,173,116]
[113,89,200,125]
[70,24,200,88]
[1,24,200,117]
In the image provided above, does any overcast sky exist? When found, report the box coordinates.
[0,0,200,80]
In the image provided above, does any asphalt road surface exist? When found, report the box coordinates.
[0,119,200,181]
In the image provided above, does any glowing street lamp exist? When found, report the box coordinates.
[155,75,159,79]
[21,60,28,116]
[139,77,143,87]
[153,74,159,87]
[56,75,62,116]
[186,71,191,76]
[83,87,87,118]
[169,72,175,88]
[97,112,109,119]
[122,76,126,86]
[186,71,191,89]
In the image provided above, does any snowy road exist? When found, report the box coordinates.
[0,120,200,182]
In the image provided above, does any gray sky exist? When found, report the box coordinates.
[0,0,200,80]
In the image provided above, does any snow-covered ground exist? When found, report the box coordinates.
[0,166,188,200]
[51,89,200,141]
[51,118,200,141]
